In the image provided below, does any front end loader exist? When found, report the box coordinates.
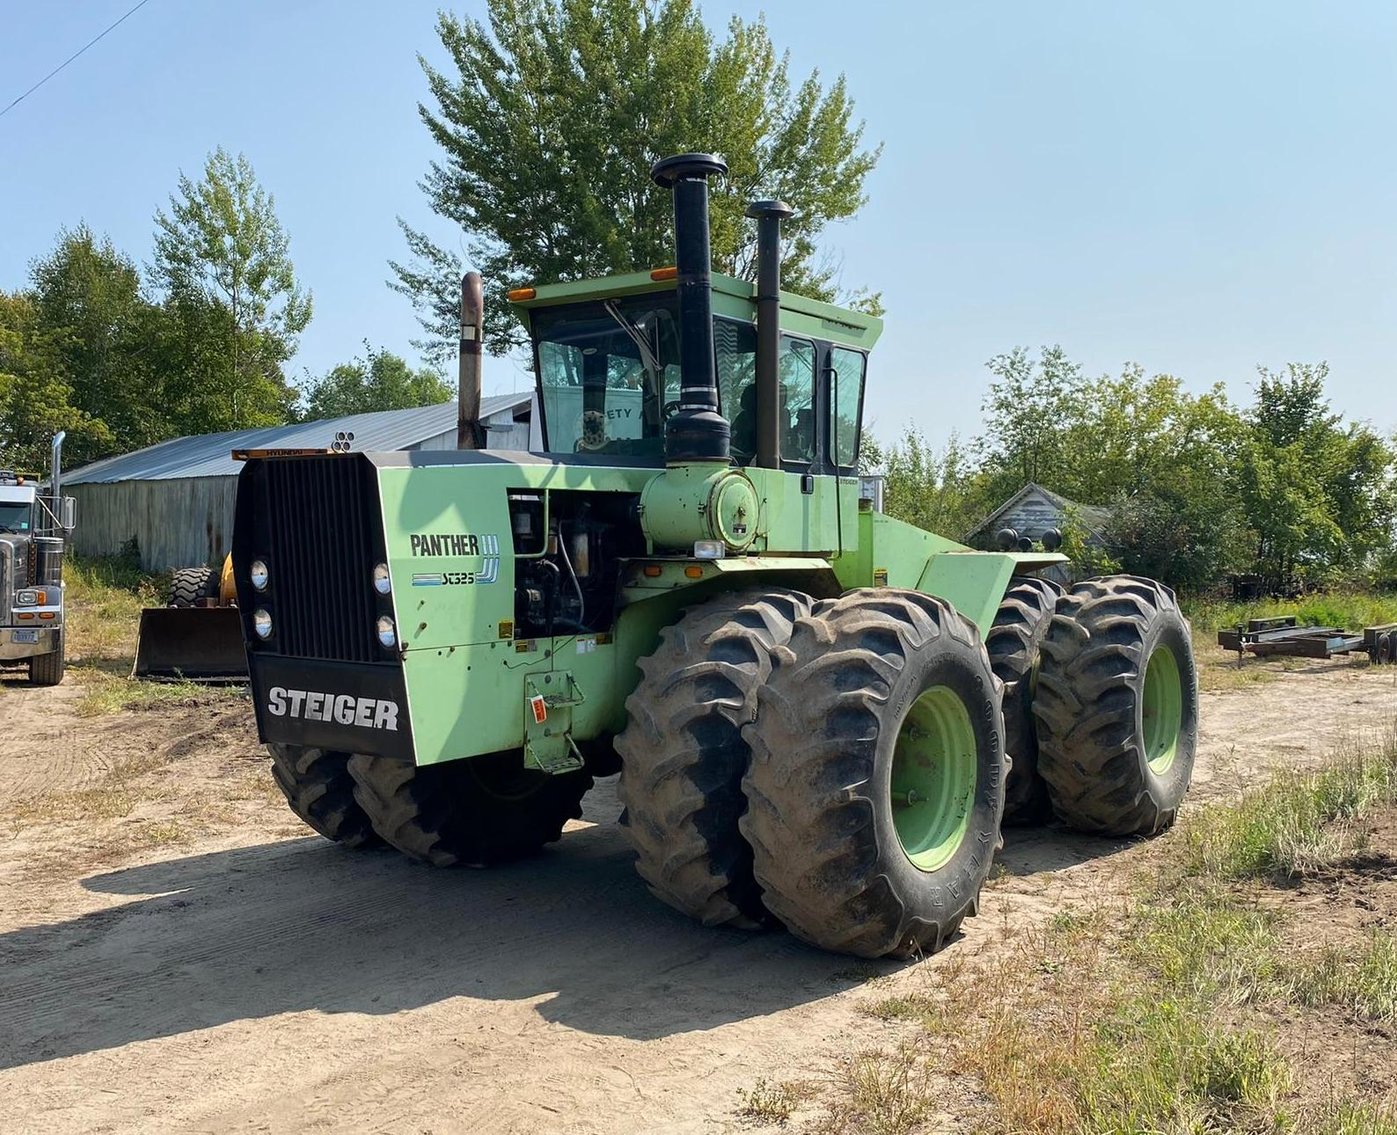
[232,153,1199,958]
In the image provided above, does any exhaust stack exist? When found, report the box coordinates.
[457,272,485,450]
[745,200,794,470]
[50,430,65,502]
[651,152,729,465]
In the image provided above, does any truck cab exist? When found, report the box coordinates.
[0,435,76,685]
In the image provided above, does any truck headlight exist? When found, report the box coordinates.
[250,560,269,591]
[377,616,396,648]
[373,563,391,595]
[253,609,273,638]
[16,589,37,606]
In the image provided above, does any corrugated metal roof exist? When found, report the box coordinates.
[65,394,531,485]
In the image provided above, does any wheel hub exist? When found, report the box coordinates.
[889,685,977,872]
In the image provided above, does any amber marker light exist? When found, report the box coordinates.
[649,266,678,281]
[506,286,537,301]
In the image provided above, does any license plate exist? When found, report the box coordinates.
[11,630,39,644]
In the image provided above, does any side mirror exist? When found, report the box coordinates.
[61,497,76,532]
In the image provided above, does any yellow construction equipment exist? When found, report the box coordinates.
[132,554,248,681]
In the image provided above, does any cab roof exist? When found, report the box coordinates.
[509,269,883,352]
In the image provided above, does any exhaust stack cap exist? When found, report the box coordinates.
[745,199,794,222]
[652,152,728,188]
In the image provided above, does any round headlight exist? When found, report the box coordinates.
[250,559,269,591]
[253,609,273,639]
[376,616,396,648]
[373,563,391,595]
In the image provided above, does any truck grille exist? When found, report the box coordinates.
[259,457,381,662]
[0,541,10,623]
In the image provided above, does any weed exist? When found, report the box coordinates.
[74,671,239,717]
[1187,590,1397,635]
[811,1044,935,1135]
[736,1078,817,1126]
[1289,933,1397,1024]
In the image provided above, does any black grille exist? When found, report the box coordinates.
[262,457,380,662]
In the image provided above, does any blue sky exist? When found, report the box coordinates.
[2,1,1394,446]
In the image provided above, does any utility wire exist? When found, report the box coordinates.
[0,0,154,122]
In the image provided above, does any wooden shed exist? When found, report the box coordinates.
[64,395,533,571]
[963,482,1111,583]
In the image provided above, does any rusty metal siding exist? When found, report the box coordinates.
[68,476,237,570]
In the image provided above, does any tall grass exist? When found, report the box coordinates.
[1187,590,1397,634]
[1184,728,1397,879]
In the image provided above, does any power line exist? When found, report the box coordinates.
[0,0,155,122]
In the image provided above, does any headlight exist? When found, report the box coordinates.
[250,560,269,591]
[16,589,37,606]
[373,563,391,595]
[376,616,396,648]
[253,609,273,639]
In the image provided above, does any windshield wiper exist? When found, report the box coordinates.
[603,301,662,378]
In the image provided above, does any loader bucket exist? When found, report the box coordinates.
[132,606,248,682]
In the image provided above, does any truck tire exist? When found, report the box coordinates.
[28,631,65,687]
[616,587,814,928]
[269,744,381,848]
[169,566,219,608]
[740,589,1006,958]
[986,577,1061,825]
[347,750,592,867]
[1033,575,1198,836]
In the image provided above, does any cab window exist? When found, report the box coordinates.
[828,346,866,469]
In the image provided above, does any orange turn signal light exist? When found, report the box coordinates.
[649,266,678,281]
[642,565,663,578]
[17,612,34,620]
[506,286,537,302]
[38,612,56,620]
[684,566,704,579]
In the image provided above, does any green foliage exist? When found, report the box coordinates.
[153,147,312,431]
[1186,589,1397,633]
[883,344,1395,594]
[862,428,991,540]
[391,0,880,361]
[301,344,452,420]
[0,288,111,471]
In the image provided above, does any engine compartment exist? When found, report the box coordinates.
[509,489,644,638]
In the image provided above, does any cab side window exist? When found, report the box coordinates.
[779,337,817,466]
[828,346,866,469]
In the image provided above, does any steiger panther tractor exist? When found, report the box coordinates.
[233,154,1199,959]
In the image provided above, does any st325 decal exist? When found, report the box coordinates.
[409,531,501,586]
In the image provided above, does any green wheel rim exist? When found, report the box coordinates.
[890,685,977,872]
[1142,644,1184,774]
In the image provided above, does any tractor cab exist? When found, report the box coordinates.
[510,267,880,478]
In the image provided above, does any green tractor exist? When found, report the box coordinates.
[232,154,1198,958]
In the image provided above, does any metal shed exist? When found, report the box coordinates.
[63,394,533,570]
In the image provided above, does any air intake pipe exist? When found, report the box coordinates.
[457,272,485,450]
[745,199,794,469]
[651,153,729,465]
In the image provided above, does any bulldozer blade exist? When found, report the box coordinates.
[132,607,248,682]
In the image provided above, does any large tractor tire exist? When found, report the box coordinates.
[348,750,592,867]
[169,566,220,608]
[986,577,1061,825]
[269,744,381,848]
[741,589,1006,959]
[616,587,814,928]
[28,630,65,687]
[1033,575,1198,836]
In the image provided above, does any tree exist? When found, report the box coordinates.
[152,147,311,431]
[977,346,1088,500]
[28,225,170,453]
[391,0,881,361]
[301,345,453,420]
[0,290,111,472]
[863,427,994,540]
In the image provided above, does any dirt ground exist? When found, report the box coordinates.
[1,657,1394,1133]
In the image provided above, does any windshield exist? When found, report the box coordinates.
[534,295,683,457]
[0,502,31,533]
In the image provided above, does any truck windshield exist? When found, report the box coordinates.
[0,502,31,532]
